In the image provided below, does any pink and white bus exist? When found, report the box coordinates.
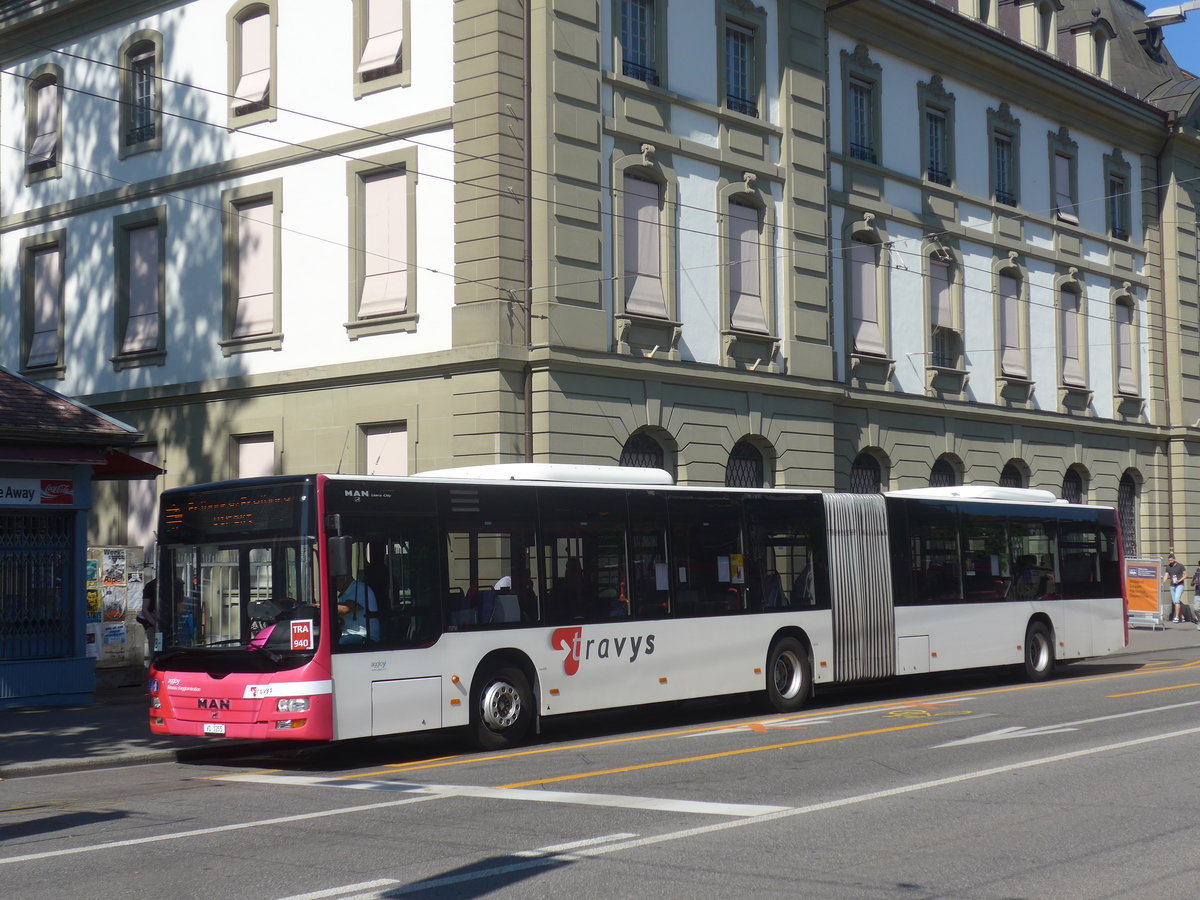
[148,465,1127,748]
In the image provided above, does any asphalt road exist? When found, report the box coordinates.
[4,647,1200,899]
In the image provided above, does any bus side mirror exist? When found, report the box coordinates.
[328,535,353,579]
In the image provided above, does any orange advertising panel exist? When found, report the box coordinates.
[1125,561,1161,615]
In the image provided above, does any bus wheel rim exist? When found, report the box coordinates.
[480,680,521,730]
[774,650,803,699]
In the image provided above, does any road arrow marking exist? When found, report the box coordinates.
[935,698,1200,747]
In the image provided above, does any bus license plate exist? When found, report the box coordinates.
[204,723,226,735]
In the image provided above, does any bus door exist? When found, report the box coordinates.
[823,494,895,681]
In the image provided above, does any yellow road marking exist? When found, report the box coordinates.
[1107,683,1200,698]
[497,722,938,789]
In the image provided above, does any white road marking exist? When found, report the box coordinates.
[683,698,977,738]
[273,881,401,900]
[513,832,639,857]
[215,772,790,817]
[934,698,1200,747]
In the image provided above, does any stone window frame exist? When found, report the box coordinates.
[716,0,767,120]
[994,252,1031,387]
[19,228,67,380]
[24,63,64,184]
[918,75,955,188]
[613,0,668,88]
[112,205,168,371]
[1104,148,1131,242]
[345,147,419,340]
[1049,126,1079,225]
[613,145,678,322]
[718,172,777,340]
[988,103,1021,208]
[118,30,163,159]
[841,45,882,165]
[220,179,283,355]
[351,0,411,99]
[1111,286,1139,399]
[226,1,277,128]
[924,238,964,373]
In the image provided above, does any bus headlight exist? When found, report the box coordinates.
[277,698,310,713]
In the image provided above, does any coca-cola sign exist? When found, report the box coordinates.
[0,477,75,506]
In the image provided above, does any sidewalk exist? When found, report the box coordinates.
[1,623,1196,779]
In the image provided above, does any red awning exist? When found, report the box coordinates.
[92,448,164,481]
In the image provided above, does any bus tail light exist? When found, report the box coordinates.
[277,698,310,713]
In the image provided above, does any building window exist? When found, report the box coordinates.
[728,200,767,333]
[1062,468,1083,504]
[850,237,886,356]
[21,234,65,376]
[236,434,275,478]
[724,21,757,117]
[620,432,664,469]
[1050,129,1079,225]
[988,103,1021,208]
[26,70,62,180]
[1021,1,1056,52]
[623,173,667,318]
[1000,462,1024,488]
[850,452,882,494]
[998,270,1027,380]
[919,76,954,187]
[842,46,882,165]
[620,0,659,85]
[120,33,162,156]
[931,457,959,488]
[347,151,418,339]
[230,4,274,123]
[1059,284,1086,388]
[114,209,166,368]
[928,255,961,369]
[725,441,764,488]
[221,182,282,354]
[353,0,409,95]
[1114,296,1137,396]
[1118,472,1137,557]
[363,423,408,476]
[1105,149,1131,241]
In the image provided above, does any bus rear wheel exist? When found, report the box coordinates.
[1023,621,1055,682]
[471,665,533,750]
[765,637,811,713]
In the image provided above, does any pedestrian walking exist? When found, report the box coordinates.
[136,578,158,664]
[1192,560,1200,630]
[1164,554,1187,623]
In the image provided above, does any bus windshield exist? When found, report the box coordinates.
[156,537,321,666]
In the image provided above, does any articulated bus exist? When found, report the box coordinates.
[148,465,1127,748]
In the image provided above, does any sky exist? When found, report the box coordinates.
[1163,16,1200,77]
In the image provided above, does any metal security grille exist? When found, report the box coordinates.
[619,433,663,470]
[725,442,764,488]
[931,458,957,487]
[1000,463,1023,488]
[823,493,894,682]
[1118,474,1138,557]
[0,511,73,660]
[1062,469,1083,504]
[850,453,881,494]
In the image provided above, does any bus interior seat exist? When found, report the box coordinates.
[491,593,521,623]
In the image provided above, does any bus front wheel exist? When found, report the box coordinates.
[471,665,533,750]
[765,637,811,713]
[1023,622,1055,682]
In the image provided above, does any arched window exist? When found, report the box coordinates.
[725,441,764,488]
[1118,473,1138,557]
[1062,468,1083,505]
[1000,463,1024,488]
[619,432,663,470]
[931,457,958,488]
[850,452,882,494]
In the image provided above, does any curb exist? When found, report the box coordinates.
[0,740,284,780]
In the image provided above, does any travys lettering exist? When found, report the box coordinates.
[550,626,655,676]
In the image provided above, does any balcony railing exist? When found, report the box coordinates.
[622,60,659,86]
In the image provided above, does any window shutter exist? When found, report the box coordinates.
[123,225,160,353]
[623,175,667,318]
[234,200,275,337]
[729,202,767,333]
[1116,301,1136,395]
[358,171,408,318]
[28,247,61,368]
[359,0,404,75]
[851,240,885,355]
[232,13,271,110]
[999,274,1026,379]
[1060,288,1085,387]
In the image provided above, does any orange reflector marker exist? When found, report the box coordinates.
[753,667,762,675]
[450,675,460,684]
[450,698,461,706]
[549,688,559,695]
[659,677,668,684]
[819,660,827,667]
[931,652,937,658]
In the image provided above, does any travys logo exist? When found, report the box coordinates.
[550,626,655,676]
